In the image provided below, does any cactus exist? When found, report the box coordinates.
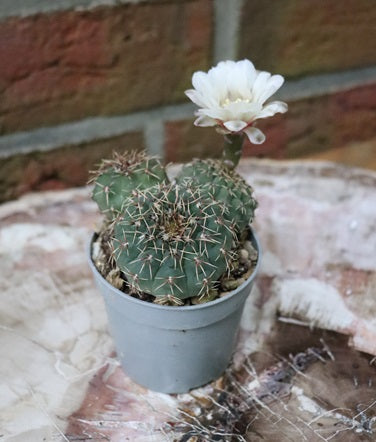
[176,159,257,231]
[112,182,236,304]
[91,151,167,219]
[90,151,258,304]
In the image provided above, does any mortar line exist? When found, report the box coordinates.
[0,103,195,158]
[0,0,147,21]
[213,0,244,63]
[144,119,165,159]
[276,66,376,101]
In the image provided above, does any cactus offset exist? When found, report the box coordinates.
[91,151,167,219]
[112,183,235,304]
[176,159,257,231]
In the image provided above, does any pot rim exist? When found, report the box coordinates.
[87,227,261,312]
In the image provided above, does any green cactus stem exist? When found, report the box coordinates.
[112,183,235,303]
[176,159,257,232]
[222,133,245,169]
[90,151,167,219]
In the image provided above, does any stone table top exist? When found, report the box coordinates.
[1,159,376,442]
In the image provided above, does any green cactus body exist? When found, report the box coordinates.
[91,152,167,219]
[112,183,235,303]
[176,159,257,231]
[91,152,258,304]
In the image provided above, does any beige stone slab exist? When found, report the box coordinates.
[0,159,375,441]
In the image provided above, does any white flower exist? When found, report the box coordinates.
[185,59,288,144]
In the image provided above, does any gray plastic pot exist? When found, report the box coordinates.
[88,229,261,394]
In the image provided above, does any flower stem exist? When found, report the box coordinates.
[222,133,245,169]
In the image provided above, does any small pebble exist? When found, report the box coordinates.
[244,240,258,261]
[222,278,245,291]
[233,265,247,278]
[106,269,123,289]
[92,241,101,260]
[239,248,249,264]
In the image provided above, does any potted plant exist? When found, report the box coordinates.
[88,59,287,393]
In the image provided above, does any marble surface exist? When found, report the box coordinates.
[1,159,375,441]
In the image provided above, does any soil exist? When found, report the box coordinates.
[91,223,258,306]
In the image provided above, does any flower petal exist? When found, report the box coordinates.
[192,71,208,93]
[196,107,229,121]
[223,120,248,132]
[256,101,288,119]
[194,115,217,127]
[185,89,208,108]
[244,127,266,144]
[223,101,262,122]
[253,72,284,104]
[207,61,234,102]
[192,71,220,105]
[228,59,257,100]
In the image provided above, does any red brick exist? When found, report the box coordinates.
[286,84,376,158]
[0,1,212,133]
[239,0,376,77]
[243,114,288,159]
[0,131,144,202]
[285,95,331,158]
[165,120,223,163]
[329,84,376,147]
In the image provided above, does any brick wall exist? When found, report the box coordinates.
[0,0,375,201]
